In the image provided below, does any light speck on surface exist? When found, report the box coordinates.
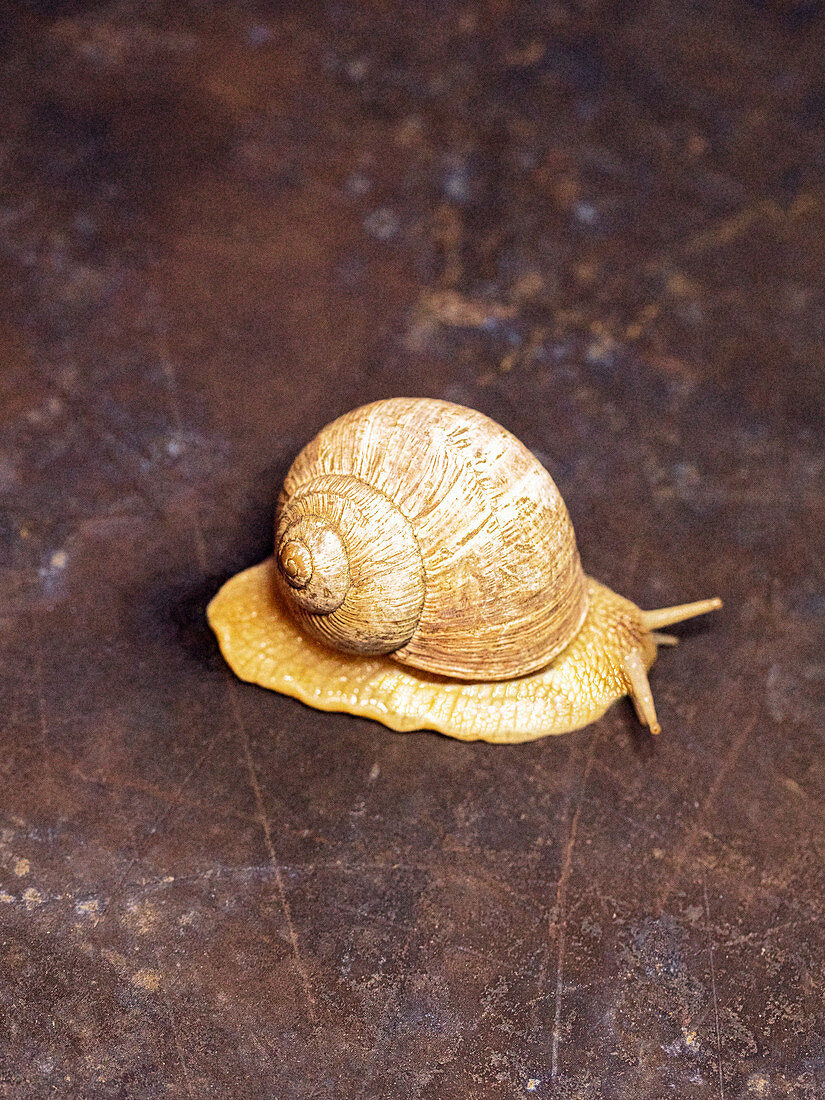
[574,201,598,225]
[39,549,69,592]
[13,857,30,876]
[345,56,369,82]
[682,1029,700,1051]
[344,172,371,197]
[747,1073,771,1094]
[363,207,399,241]
[132,968,163,992]
[34,1053,55,1076]
[121,898,160,935]
[23,887,44,909]
[585,333,617,366]
[246,23,271,46]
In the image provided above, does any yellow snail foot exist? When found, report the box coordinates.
[206,559,711,743]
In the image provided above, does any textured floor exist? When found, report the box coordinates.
[1,1,824,1097]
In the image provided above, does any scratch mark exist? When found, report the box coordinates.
[702,876,725,1099]
[66,760,261,828]
[353,917,424,1100]
[155,947,195,1097]
[136,728,240,848]
[95,723,237,905]
[351,854,444,1096]
[230,687,317,1024]
[683,199,782,256]
[550,728,600,1081]
[35,654,48,751]
[42,376,169,521]
[657,705,757,910]
[153,313,208,573]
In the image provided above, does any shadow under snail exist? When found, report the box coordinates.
[208,397,721,742]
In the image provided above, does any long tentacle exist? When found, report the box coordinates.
[641,596,722,632]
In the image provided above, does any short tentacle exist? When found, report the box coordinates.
[622,649,661,735]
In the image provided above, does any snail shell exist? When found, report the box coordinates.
[274,397,588,680]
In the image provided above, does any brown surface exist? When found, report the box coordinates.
[1,2,823,1097]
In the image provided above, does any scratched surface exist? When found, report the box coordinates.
[1,1,824,1097]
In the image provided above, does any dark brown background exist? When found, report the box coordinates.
[1,1,824,1097]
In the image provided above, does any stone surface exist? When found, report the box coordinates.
[1,1,823,1096]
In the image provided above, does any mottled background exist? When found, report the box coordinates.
[1,1,824,1097]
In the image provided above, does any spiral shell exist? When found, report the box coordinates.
[274,397,588,680]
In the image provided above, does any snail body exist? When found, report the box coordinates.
[209,398,721,740]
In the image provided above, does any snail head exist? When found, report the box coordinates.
[617,597,723,735]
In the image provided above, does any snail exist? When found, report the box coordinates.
[208,397,721,742]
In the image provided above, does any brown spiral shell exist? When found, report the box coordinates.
[274,397,589,680]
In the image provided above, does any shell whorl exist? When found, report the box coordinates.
[277,514,350,613]
[275,472,425,655]
[274,398,589,680]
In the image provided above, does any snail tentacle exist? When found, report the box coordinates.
[622,648,661,736]
[640,597,723,632]
[620,596,722,735]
